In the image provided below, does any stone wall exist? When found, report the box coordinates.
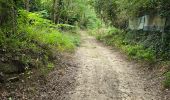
[129,15,166,32]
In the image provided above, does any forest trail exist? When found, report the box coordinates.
[68,31,160,100]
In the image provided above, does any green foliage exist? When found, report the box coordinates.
[41,0,101,29]
[94,0,118,26]
[95,26,170,61]
[93,0,170,28]
[0,10,79,74]
[63,32,80,47]
[164,72,170,88]
[123,45,155,61]
[38,10,50,19]
[84,9,102,29]
[17,10,77,51]
[57,24,76,31]
[94,27,156,61]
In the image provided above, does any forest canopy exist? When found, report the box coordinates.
[92,0,170,28]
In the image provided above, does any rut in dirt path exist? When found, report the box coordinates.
[68,31,161,100]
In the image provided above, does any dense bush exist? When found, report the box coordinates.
[57,24,76,32]
[94,27,170,62]
[164,72,170,88]
[41,0,102,29]
[93,0,170,28]
[0,10,79,74]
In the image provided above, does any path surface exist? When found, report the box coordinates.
[69,31,161,100]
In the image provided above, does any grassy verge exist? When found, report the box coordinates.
[90,28,156,61]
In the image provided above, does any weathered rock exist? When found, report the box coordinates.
[7,76,19,82]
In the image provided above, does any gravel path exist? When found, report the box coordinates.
[68,31,161,100]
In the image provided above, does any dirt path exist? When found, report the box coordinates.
[68,31,161,100]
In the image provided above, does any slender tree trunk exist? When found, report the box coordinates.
[66,0,70,24]
[52,0,57,23]
[56,0,63,24]
[25,0,30,11]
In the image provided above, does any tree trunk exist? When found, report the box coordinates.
[25,0,30,11]
[52,0,57,23]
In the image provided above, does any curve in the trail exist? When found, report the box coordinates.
[69,31,161,100]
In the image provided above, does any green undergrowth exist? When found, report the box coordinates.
[91,28,156,61]
[0,10,80,74]
[164,71,170,88]
[163,61,170,88]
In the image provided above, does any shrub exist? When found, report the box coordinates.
[57,24,76,32]
[95,27,156,61]
[164,72,170,88]
[0,10,79,74]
